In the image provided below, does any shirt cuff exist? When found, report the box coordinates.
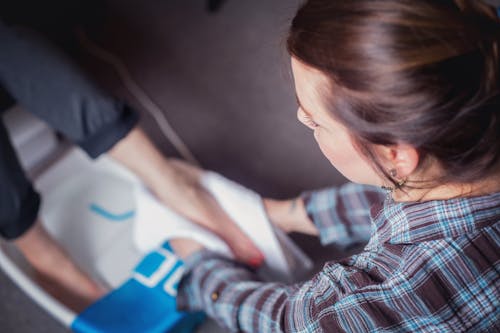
[301,184,378,249]
[177,250,259,316]
[301,188,344,246]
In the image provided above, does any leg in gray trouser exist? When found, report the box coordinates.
[0,19,138,239]
[0,20,138,158]
[0,119,40,239]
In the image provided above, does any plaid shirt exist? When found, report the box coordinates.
[177,183,500,332]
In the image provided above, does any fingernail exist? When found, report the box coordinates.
[248,254,265,268]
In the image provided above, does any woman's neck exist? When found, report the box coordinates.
[392,174,500,202]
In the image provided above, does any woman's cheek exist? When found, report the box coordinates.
[315,129,357,176]
[314,130,338,164]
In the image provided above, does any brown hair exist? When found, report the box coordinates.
[287,0,500,187]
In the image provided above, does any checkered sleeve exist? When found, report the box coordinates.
[301,183,385,248]
[177,250,328,333]
[176,248,411,333]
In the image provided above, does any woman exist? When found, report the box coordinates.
[171,0,500,331]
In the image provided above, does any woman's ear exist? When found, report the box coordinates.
[375,144,419,179]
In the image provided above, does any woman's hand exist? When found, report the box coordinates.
[263,197,318,235]
[109,127,264,267]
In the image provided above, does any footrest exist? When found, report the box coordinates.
[72,242,205,333]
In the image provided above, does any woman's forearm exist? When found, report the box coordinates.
[263,197,318,235]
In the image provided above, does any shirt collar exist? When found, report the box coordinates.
[369,191,500,244]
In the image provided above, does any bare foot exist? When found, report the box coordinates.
[163,159,265,267]
[35,270,102,312]
[14,220,107,312]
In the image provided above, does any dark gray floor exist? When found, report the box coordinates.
[0,269,68,332]
[0,1,350,331]
[88,0,344,197]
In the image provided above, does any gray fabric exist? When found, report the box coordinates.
[0,119,40,239]
[0,21,138,158]
[0,20,138,239]
[0,85,15,112]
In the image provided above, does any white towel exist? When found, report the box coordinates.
[133,172,312,283]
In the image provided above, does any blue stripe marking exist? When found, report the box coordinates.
[89,204,135,222]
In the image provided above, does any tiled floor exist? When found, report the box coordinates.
[0,1,350,331]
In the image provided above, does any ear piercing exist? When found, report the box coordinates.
[381,169,408,192]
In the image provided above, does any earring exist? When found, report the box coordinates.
[389,169,397,177]
[381,169,408,192]
[396,178,408,188]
